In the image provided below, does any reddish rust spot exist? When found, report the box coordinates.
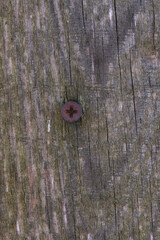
[61,101,82,123]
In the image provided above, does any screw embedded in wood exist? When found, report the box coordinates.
[61,101,82,123]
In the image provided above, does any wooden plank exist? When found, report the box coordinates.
[1,0,160,239]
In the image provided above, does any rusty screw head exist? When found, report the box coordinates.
[61,101,82,123]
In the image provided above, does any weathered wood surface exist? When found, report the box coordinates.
[1,0,160,239]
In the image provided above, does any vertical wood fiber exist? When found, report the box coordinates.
[1,0,160,239]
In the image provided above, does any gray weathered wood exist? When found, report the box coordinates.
[1,0,160,239]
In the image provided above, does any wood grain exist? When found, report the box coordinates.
[1,0,160,239]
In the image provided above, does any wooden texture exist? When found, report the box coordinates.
[1,0,160,239]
